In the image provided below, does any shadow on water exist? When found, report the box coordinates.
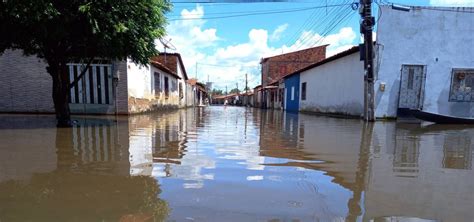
[1,107,473,221]
[0,117,168,222]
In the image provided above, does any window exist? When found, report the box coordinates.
[449,69,474,102]
[164,76,169,98]
[154,72,160,95]
[291,86,295,101]
[301,82,307,100]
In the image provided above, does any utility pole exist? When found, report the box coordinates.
[245,73,248,93]
[236,82,239,94]
[360,0,375,122]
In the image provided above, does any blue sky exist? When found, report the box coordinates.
[163,0,473,91]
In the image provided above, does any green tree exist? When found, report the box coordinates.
[211,89,223,96]
[229,88,240,94]
[0,0,171,127]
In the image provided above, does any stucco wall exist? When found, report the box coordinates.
[300,52,364,116]
[375,6,474,118]
[150,65,180,108]
[176,61,188,108]
[186,84,194,107]
[127,59,152,100]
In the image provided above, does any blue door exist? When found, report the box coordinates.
[284,74,300,112]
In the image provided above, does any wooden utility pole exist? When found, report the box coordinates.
[245,73,248,93]
[360,0,375,122]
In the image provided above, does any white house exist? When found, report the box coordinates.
[299,47,364,117]
[374,6,474,118]
[282,46,365,116]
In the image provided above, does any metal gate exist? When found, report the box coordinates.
[398,65,426,110]
[68,63,113,105]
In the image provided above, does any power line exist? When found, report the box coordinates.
[289,1,350,49]
[294,4,352,49]
[168,3,353,21]
[167,6,321,17]
[308,9,356,48]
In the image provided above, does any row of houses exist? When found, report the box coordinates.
[251,5,474,119]
[0,51,209,115]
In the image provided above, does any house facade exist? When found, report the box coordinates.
[299,47,364,117]
[374,6,474,118]
[186,78,209,106]
[0,50,192,115]
[281,47,364,116]
[260,45,327,109]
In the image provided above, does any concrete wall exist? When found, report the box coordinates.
[300,52,364,117]
[150,65,180,108]
[375,6,474,118]
[127,59,152,100]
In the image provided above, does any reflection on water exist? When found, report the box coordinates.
[0,116,168,222]
[1,107,473,221]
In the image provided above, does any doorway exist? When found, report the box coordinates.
[397,65,426,117]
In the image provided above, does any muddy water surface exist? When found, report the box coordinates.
[0,106,473,221]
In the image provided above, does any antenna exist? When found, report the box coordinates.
[159,38,177,52]
[158,38,176,64]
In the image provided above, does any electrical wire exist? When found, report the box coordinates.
[294,4,353,50]
[292,0,352,48]
[168,3,353,21]
[168,6,323,17]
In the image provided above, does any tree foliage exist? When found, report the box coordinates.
[229,88,240,94]
[0,0,171,65]
[211,89,224,96]
[0,0,172,126]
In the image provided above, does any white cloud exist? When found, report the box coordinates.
[270,23,289,42]
[279,27,358,57]
[430,0,474,6]
[165,5,359,90]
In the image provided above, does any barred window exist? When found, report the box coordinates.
[154,72,161,92]
[449,69,474,102]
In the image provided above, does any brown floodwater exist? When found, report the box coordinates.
[0,106,473,222]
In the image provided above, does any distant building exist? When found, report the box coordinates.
[260,45,327,109]
[187,78,209,106]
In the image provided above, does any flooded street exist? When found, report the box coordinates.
[1,106,473,221]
